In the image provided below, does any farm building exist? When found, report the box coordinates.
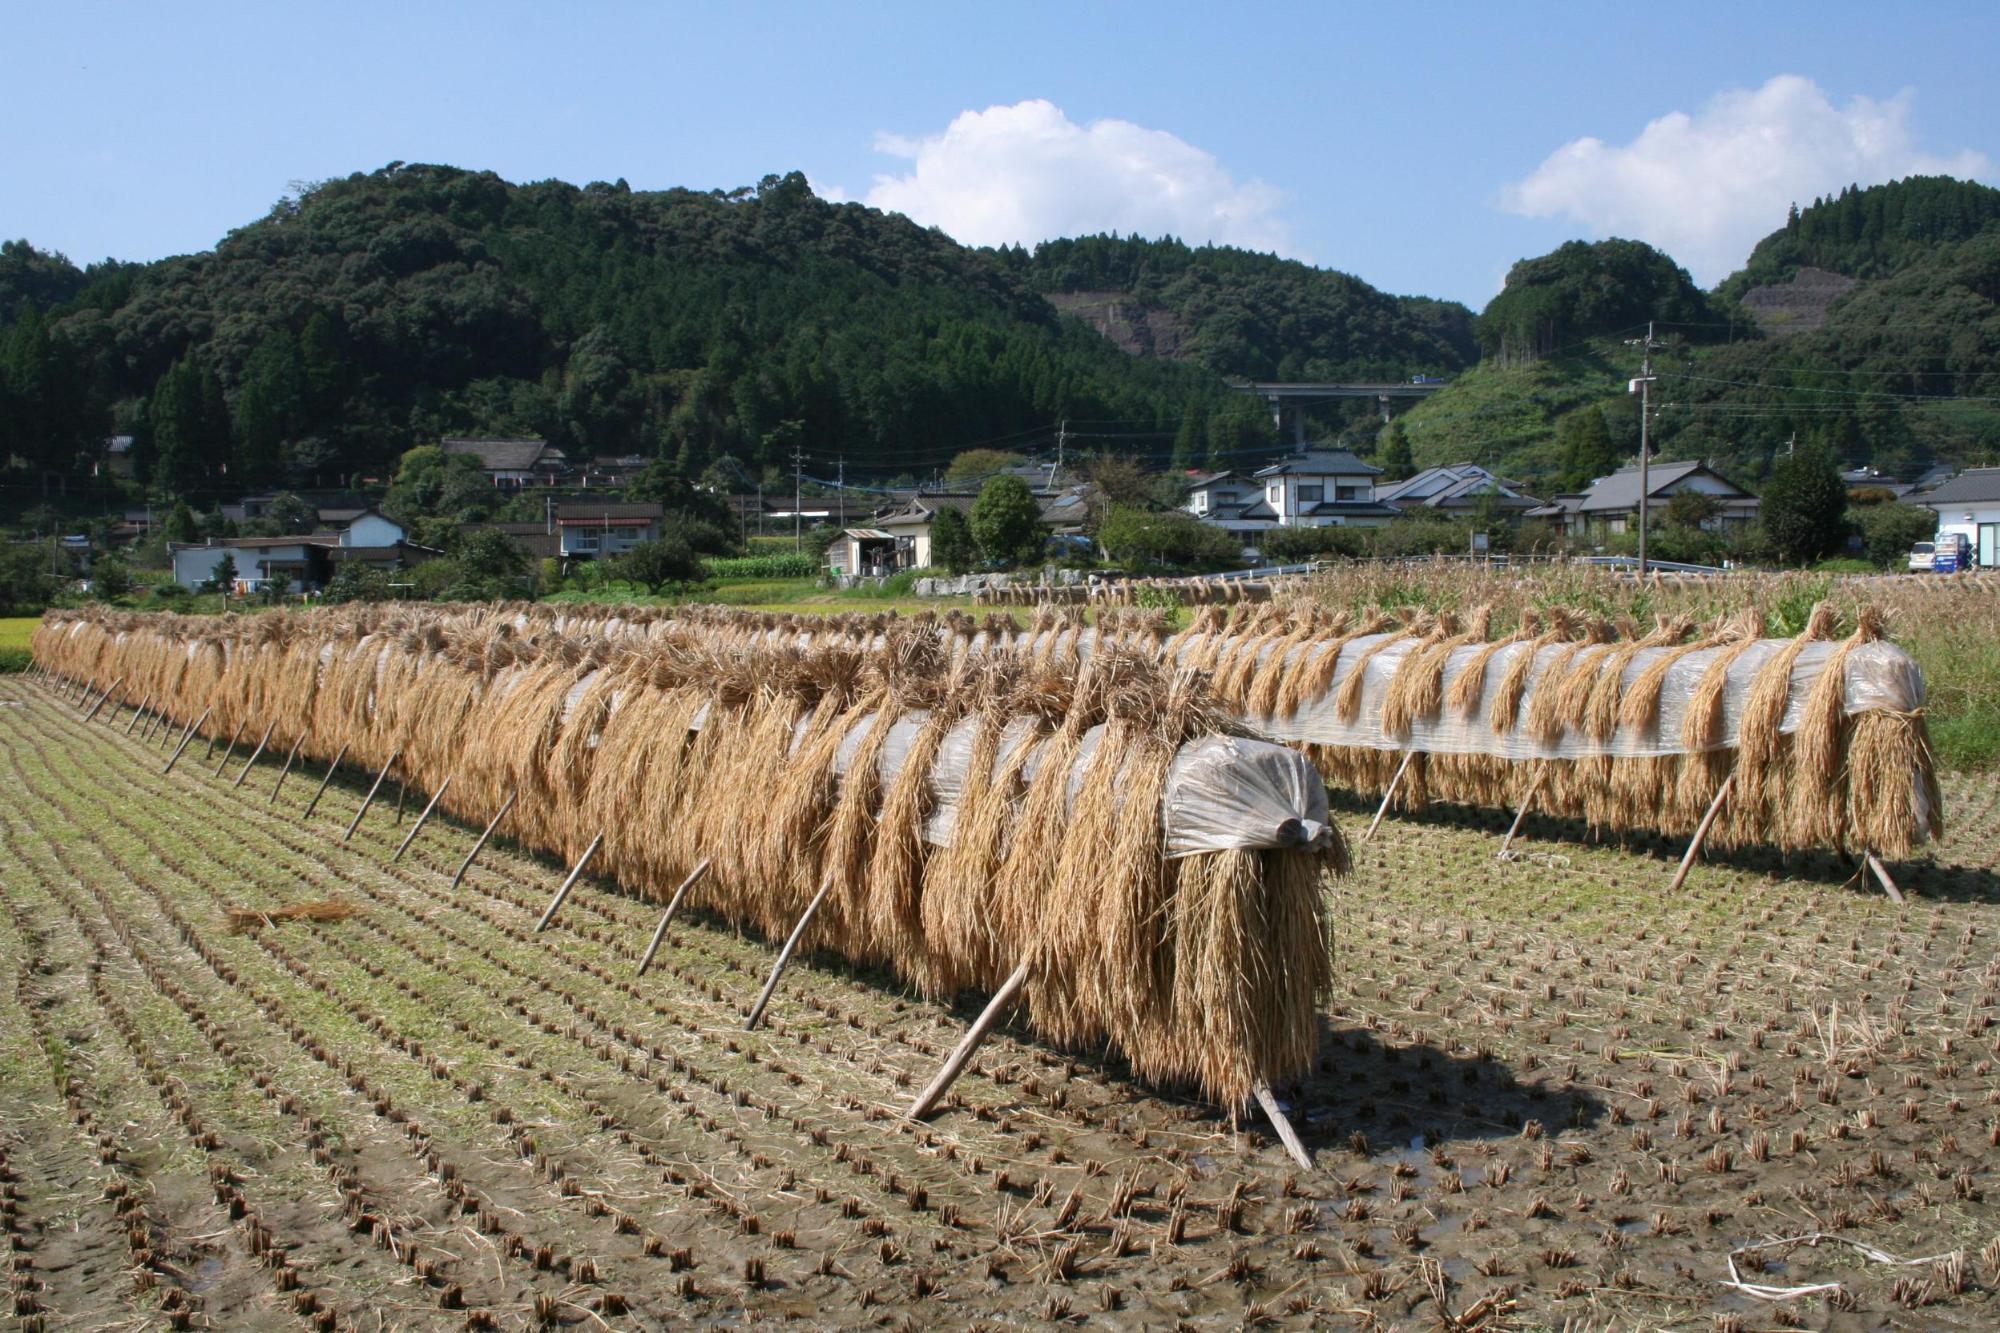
[441,436,571,488]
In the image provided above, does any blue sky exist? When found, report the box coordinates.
[4,1,1996,306]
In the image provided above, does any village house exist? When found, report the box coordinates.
[1185,448,1397,537]
[441,437,571,489]
[555,502,663,560]
[825,495,978,576]
[1916,467,2000,568]
[1375,463,1544,524]
[1528,459,1759,539]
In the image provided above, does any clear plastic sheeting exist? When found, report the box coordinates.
[1239,635,1922,759]
[1163,735,1331,858]
[1002,627,1925,760]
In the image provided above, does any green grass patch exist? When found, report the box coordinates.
[0,616,39,672]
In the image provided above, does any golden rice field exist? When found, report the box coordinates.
[3,656,1998,1330]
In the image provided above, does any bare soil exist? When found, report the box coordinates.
[2,673,1996,1330]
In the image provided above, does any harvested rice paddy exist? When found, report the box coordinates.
[3,669,1999,1330]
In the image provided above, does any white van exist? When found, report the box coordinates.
[1907,541,1934,572]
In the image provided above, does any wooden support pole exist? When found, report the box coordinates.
[746,873,838,1031]
[269,733,306,804]
[74,678,102,714]
[343,748,402,842]
[1497,766,1547,860]
[211,723,245,778]
[232,721,277,789]
[1252,1082,1314,1172]
[162,709,211,775]
[636,859,712,976]
[124,693,152,737]
[1668,773,1734,894]
[301,743,351,819]
[392,775,453,860]
[535,832,605,932]
[140,705,165,743]
[449,789,516,892]
[1864,851,1905,905]
[1364,751,1415,841]
[82,675,126,722]
[906,959,1033,1119]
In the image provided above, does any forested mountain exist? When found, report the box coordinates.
[1717,176,2000,301]
[1398,180,2000,489]
[1477,239,1735,365]
[6,165,1996,511]
[1011,235,1478,380]
[0,164,1280,501]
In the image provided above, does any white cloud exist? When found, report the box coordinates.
[1500,75,1993,284]
[862,100,1294,255]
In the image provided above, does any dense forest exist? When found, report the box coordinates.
[1476,239,1737,365]
[0,165,1285,504]
[1012,234,1478,379]
[1718,175,2000,299]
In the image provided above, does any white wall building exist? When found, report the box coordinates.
[1916,467,2000,567]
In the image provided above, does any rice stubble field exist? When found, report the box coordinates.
[2,666,1998,1330]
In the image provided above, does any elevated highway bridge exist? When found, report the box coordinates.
[1229,379,1446,439]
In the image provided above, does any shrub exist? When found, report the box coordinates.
[1095,506,1241,571]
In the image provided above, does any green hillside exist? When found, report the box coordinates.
[1717,175,2000,300]
[1392,182,2000,490]
[0,164,1255,502]
[1014,234,1478,378]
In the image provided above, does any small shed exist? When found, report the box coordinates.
[825,529,900,578]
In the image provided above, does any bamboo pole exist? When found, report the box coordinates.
[535,832,604,932]
[162,709,211,775]
[1668,773,1734,894]
[301,743,351,819]
[82,675,126,722]
[1864,851,1905,905]
[343,748,402,842]
[1497,765,1547,860]
[392,775,454,860]
[1363,750,1415,841]
[232,721,277,789]
[449,789,516,892]
[269,733,306,804]
[1252,1082,1314,1172]
[74,677,102,714]
[124,692,152,737]
[211,722,245,778]
[906,959,1032,1119]
[636,859,711,976]
[746,872,837,1031]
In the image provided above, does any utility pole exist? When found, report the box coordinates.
[791,442,805,552]
[1053,419,1067,490]
[835,456,844,529]
[1625,322,1661,576]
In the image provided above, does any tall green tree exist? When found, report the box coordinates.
[1553,406,1619,492]
[233,330,305,488]
[1376,419,1415,482]
[928,505,977,574]
[969,476,1046,568]
[1760,442,1848,566]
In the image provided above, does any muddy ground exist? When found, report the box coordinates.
[1,674,1996,1330]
